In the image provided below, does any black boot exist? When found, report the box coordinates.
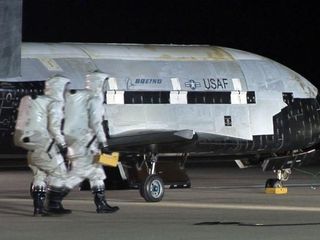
[44,186,72,215]
[31,185,46,216]
[92,187,119,213]
[59,187,72,214]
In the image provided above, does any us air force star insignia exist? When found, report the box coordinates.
[185,80,201,90]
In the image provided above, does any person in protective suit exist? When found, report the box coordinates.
[14,76,71,216]
[64,72,119,213]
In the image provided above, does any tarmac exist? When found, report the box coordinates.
[1,163,320,240]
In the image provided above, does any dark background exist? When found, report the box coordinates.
[22,0,320,88]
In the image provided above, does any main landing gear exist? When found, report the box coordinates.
[138,153,165,202]
[265,169,291,193]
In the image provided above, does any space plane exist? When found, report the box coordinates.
[1,0,320,202]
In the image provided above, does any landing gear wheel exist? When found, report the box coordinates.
[265,178,283,188]
[140,174,164,202]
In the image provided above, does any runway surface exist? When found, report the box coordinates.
[1,164,320,240]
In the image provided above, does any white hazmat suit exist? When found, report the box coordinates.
[14,76,71,215]
[64,72,119,213]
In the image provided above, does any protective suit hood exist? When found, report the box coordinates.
[85,72,109,99]
[44,76,70,101]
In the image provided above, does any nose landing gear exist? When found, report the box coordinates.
[265,169,291,194]
[139,153,165,202]
[140,174,164,202]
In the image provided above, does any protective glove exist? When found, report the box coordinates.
[57,144,68,158]
[57,144,70,169]
[99,142,112,155]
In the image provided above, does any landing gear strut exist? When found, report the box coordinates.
[265,169,291,188]
[139,153,165,202]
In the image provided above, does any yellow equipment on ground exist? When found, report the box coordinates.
[265,187,288,194]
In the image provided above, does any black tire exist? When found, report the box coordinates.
[265,178,283,188]
[140,174,164,202]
